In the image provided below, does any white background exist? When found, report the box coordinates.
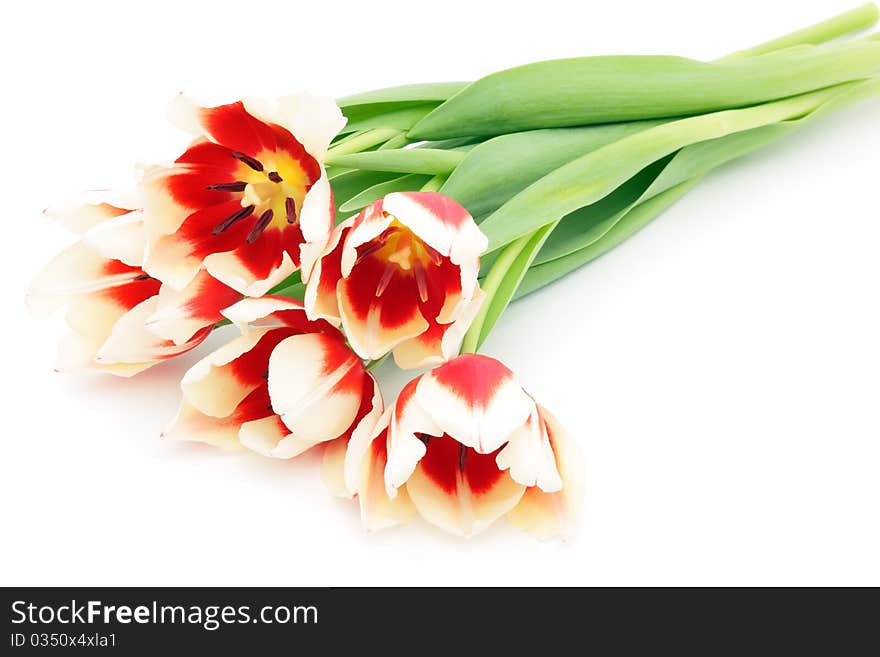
[2,0,879,586]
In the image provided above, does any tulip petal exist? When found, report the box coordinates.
[341,375,385,496]
[244,92,346,162]
[147,271,241,345]
[415,354,534,454]
[405,435,526,536]
[267,333,366,450]
[181,327,294,417]
[355,429,418,531]
[95,296,210,366]
[337,254,429,359]
[495,405,563,492]
[302,222,348,324]
[238,414,293,457]
[28,242,147,317]
[162,399,247,451]
[391,287,485,369]
[203,230,297,297]
[381,191,487,299]
[506,406,583,539]
[44,190,140,235]
[81,210,147,267]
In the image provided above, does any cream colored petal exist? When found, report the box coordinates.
[238,415,295,457]
[203,248,295,297]
[406,460,525,537]
[506,406,584,540]
[356,432,418,531]
[244,92,346,162]
[415,355,534,454]
[27,241,140,318]
[267,333,364,446]
[162,399,247,452]
[495,406,563,492]
[81,210,147,267]
[180,329,271,417]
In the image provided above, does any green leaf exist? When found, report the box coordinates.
[517,73,880,296]
[440,121,662,218]
[515,180,698,300]
[461,223,557,353]
[329,169,401,213]
[338,82,468,108]
[477,80,871,253]
[409,40,880,139]
[339,173,433,212]
[326,148,466,175]
[343,105,438,135]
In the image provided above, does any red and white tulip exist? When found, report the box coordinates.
[345,354,582,538]
[28,193,237,376]
[303,191,487,369]
[142,93,345,297]
[163,297,382,483]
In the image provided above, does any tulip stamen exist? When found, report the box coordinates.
[284,197,297,223]
[416,432,433,445]
[375,264,395,297]
[458,443,468,473]
[133,273,153,281]
[355,237,389,265]
[267,171,283,183]
[413,261,429,303]
[230,151,264,172]
[246,209,274,243]
[212,205,255,235]
[206,181,248,192]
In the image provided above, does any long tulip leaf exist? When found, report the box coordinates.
[409,40,880,139]
[517,72,880,295]
[440,121,663,218]
[339,173,433,212]
[478,79,878,253]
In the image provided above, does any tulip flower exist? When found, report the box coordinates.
[163,297,383,478]
[345,354,581,538]
[142,93,346,297]
[303,191,487,369]
[28,194,237,376]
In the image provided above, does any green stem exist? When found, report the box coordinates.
[327,128,401,159]
[460,234,532,354]
[462,5,880,355]
[726,3,878,58]
[420,175,446,191]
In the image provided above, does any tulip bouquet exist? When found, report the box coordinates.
[29,5,880,538]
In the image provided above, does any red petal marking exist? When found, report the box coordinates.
[94,203,133,219]
[176,200,255,257]
[225,224,287,280]
[396,191,471,227]
[228,326,300,387]
[342,252,421,329]
[163,168,242,213]
[417,434,504,496]
[198,101,279,157]
[395,377,421,415]
[175,139,241,170]
[231,384,277,424]
[429,354,515,408]
[272,308,340,337]
[317,227,347,295]
[182,272,242,322]
[98,260,160,309]
[417,256,460,320]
